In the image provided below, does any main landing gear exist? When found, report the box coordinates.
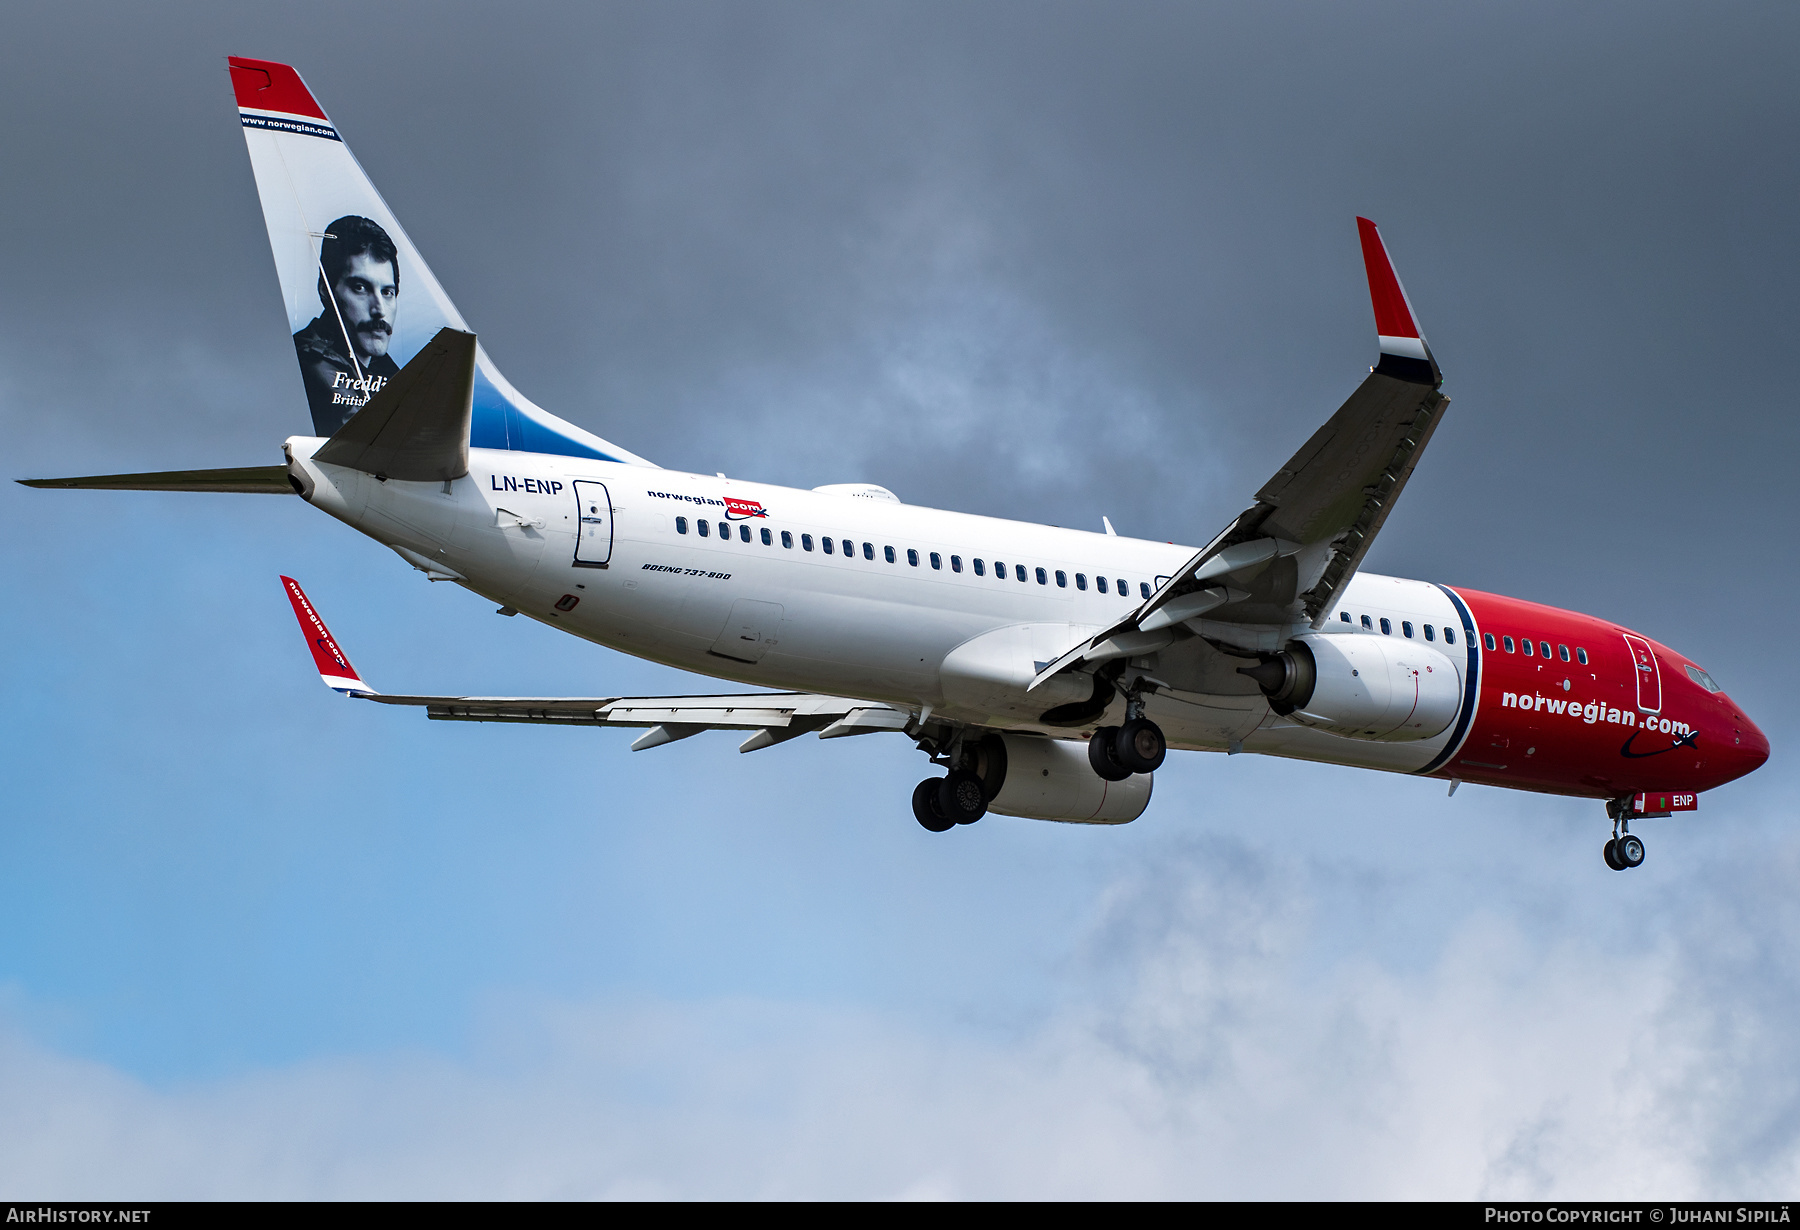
[912,734,1005,832]
[911,770,988,829]
[1602,797,1648,871]
[1088,693,1167,782]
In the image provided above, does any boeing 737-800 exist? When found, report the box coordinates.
[22,58,1769,868]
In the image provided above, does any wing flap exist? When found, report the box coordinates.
[367,690,907,742]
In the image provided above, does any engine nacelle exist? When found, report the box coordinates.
[983,733,1152,824]
[1241,634,1461,742]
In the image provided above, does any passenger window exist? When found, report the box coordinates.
[676,516,688,534]
[821,536,832,554]
[929,552,941,570]
[761,527,773,546]
[1036,567,1048,585]
[1015,564,1027,582]
[1539,641,1552,658]
[1502,636,1514,653]
[1140,582,1151,599]
[1443,628,1455,644]
[1576,647,1588,665]
[1484,633,1496,651]
[1424,624,1435,642]
[1361,615,1373,630]
[951,555,962,573]
[1116,579,1127,595]
[863,542,874,560]
[974,558,985,576]
[780,530,792,548]
[1340,611,1351,623]
[1522,639,1534,656]
[1380,618,1392,635]
[735,523,747,542]
[1096,577,1108,594]
[697,519,709,538]
[718,521,730,538]
[1075,573,1087,591]
[908,549,920,566]
[801,533,813,551]
[1402,621,1414,638]
[839,539,850,556]
[884,545,896,563]
[1558,644,1570,662]
[994,560,1004,579]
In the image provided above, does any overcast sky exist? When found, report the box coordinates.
[1,0,1797,1198]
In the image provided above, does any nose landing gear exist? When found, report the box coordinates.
[1602,798,1648,871]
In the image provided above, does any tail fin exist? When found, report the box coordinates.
[228,57,652,467]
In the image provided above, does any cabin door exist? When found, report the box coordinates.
[572,481,613,567]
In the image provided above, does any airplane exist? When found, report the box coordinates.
[21,57,1769,870]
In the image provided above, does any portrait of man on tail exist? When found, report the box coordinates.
[293,215,402,435]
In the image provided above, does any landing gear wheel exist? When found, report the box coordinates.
[1115,718,1167,774]
[1603,839,1624,871]
[912,778,955,832]
[939,769,988,825]
[1616,833,1646,868]
[1088,727,1132,781]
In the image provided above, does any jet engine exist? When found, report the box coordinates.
[1239,634,1461,741]
[983,733,1151,824]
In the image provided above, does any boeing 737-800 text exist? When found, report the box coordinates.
[22,58,1768,868]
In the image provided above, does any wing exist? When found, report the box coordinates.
[1033,218,1450,685]
[280,576,912,752]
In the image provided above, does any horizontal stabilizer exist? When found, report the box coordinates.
[18,465,294,494]
[313,328,475,481]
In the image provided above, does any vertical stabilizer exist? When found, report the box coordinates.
[228,57,652,466]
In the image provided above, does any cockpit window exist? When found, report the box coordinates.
[1685,664,1723,693]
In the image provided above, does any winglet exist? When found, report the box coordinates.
[280,576,373,694]
[1356,217,1440,386]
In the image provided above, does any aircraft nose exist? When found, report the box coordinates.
[1740,713,1771,772]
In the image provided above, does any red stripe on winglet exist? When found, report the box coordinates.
[228,57,327,120]
[280,576,364,686]
[1357,216,1418,340]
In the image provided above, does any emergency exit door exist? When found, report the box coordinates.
[572,480,612,567]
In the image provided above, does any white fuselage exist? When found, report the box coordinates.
[287,438,1476,779]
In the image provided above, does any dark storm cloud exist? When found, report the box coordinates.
[4,4,1794,634]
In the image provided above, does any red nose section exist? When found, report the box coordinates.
[1738,713,1771,776]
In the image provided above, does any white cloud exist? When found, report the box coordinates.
[4,832,1796,1200]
